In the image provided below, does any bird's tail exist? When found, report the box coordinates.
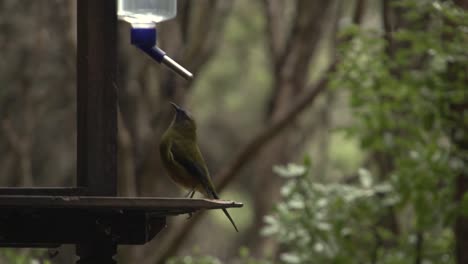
[211,191,239,232]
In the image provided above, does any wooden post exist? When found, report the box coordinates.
[76,0,118,262]
[77,0,117,196]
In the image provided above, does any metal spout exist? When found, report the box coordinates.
[130,26,193,80]
[160,52,193,80]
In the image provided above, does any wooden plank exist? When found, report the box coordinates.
[0,196,242,211]
[0,197,242,247]
[0,187,83,196]
[0,209,166,246]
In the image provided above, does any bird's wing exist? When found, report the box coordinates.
[170,141,214,196]
[170,141,239,232]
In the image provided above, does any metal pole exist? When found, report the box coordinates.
[76,0,118,262]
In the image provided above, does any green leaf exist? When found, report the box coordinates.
[273,164,307,178]
[261,215,279,236]
[280,253,301,264]
[358,168,373,188]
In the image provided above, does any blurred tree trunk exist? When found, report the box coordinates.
[118,111,137,197]
[454,0,468,9]
[2,119,33,186]
[454,131,468,264]
[0,1,76,189]
[314,91,335,181]
[371,0,414,243]
[449,54,468,264]
[452,2,468,264]
[249,0,336,257]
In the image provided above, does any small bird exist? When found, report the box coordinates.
[160,102,238,232]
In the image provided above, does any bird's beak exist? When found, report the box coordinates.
[170,102,182,112]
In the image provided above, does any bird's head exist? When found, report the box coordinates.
[170,102,197,133]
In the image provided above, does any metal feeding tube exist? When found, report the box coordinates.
[130,25,193,80]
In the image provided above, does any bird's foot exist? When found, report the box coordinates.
[185,189,195,198]
[186,212,193,220]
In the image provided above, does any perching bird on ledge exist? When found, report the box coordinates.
[160,102,238,232]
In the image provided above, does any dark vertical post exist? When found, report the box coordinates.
[76,0,118,263]
[77,0,117,196]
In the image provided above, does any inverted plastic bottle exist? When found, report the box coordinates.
[118,0,177,24]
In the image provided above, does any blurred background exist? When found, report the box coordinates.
[0,0,467,263]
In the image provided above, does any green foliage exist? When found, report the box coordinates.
[167,255,223,264]
[325,0,467,262]
[238,247,272,264]
[264,161,401,264]
[0,249,51,264]
[264,156,458,263]
[334,0,468,221]
[328,131,365,175]
[168,247,272,264]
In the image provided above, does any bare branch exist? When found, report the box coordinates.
[353,0,366,26]
[266,0,335,117]
[2,119,33,186]
[216,62,337,190]
[118,110,137,196]
[382,0,395,57]
[281,0,335,75]
[2,119,26,156]
[183,0,234,73]
[454,0,468,9]
[261,0,286,61]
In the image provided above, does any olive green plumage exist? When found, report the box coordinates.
[160,102,238,232]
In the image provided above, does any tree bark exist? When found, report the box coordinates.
[451,3,468,262]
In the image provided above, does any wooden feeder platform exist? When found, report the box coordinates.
[0,188,241,247]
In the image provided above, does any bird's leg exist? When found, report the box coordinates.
[185,189,195,198]
[186,188,196,219]
[187,212,194,219]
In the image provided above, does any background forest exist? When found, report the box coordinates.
[0,0,467,263]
